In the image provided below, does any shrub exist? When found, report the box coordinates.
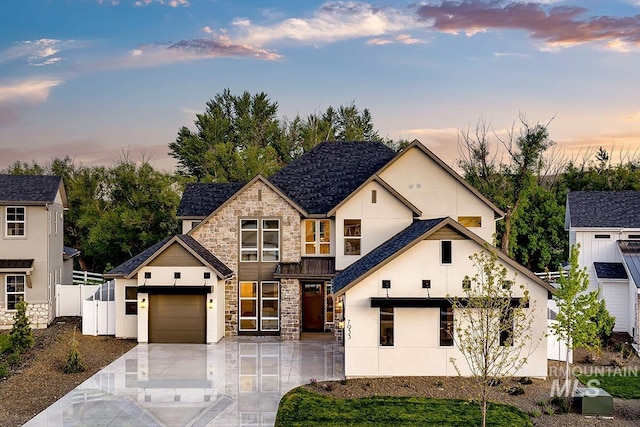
[536,399,547,407]
[529,408,542,418]
[507,386,525,396]
[9,299,34,353]
[518,377,533,385]
[308,378,317,387]
[551,396,570,414]
[0,362,8,379]
[592,300,615,346]
[322,383,334,392]
[7,351,20,367]
[64,329,86,374]
[543,405,555,415]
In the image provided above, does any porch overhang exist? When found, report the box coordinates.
[274,257,335,280]
[370,297,529,308]
[136,286,213,295]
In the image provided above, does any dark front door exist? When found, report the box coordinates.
[302,283,324,331]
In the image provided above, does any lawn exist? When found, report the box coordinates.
[276,387,532,427]
[577,373,640,399]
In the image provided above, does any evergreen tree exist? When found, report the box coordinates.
[9,299,34,353]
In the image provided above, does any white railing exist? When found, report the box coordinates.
[72,270,104,285]
[534,270,562,285]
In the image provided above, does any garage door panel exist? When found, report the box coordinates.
[149,294,206,343]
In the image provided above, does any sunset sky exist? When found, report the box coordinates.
[1,0,639,171]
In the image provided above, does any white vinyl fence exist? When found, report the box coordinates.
[82,280,115,336]
[56,270,105,317]
[547,300,572,363]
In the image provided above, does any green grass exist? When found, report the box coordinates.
[0,334,12,354]
[276,387,532,427]
[577,373,640,399]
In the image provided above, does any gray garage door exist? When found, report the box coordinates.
[149,294,206,343]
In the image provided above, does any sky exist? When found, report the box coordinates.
[1,0,640,172]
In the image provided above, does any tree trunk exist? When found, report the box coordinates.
[500,206,513,254]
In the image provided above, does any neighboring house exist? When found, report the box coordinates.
[108,140,552,377]
[0,175,68,328]
[565,191,640,345]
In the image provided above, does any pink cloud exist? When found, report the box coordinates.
[416,1,640,49]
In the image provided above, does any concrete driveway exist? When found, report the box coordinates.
[26,337,344,427]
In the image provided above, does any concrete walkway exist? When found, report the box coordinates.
[26,337,344,427]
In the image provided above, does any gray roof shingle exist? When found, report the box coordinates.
[568,191,640,228]
[593,262,628,280]
[269,141,396,214]
[0,175,62,204]
[106,234,232,278]
[332,218,446,293]
[177,182,244,217]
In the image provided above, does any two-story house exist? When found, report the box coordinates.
[0,175,68,328]
[565,191,640,348]
[107,140,552,377]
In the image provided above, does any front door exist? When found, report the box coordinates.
[302,283,324,331]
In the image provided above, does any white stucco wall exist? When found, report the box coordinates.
[342,238,549,378]
[335,181,414,270]
[115,278,139,339]
[379,146,497,243]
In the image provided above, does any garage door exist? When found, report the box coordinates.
[149,294,206,343]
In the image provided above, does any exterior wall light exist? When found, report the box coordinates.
[208,298,214,309]
[140,298,146,309]
[338,320,345,329]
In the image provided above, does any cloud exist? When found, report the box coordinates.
[133,0,189,7]
[0,39,88,66]
[416,1,640,50]
[0,79,63,104]
[233,1,421,46]
[626,111,640,121]
[493,51,530,58]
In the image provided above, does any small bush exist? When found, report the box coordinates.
[536,399,547,407]
[551,396,570,414]
[9,299,34,353]
[308,378,317,387]
[7,351,20,367]
[543,405,555,415]
[340,378,348,386]
[518,377,533,385]
[322,383,334,392]
[529,408,542,418]
[0,362,8,379]
[64,329,86,374]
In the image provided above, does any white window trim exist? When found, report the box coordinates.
[304,219,332,256]
[344,219,362,256]
[124,287,138,315]
[6,274,26,311]
[5,206,26,238]
[239,281,259,331]
[260,281,280,331]
[261,219,280,262]
[240,219,259,262]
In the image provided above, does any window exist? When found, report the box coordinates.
[6,206,25,237]
[304,220,331,255]
[240,220,258,261]
[457,216,481,227]
[371,189,377,204]
[344,219,361,255]
[6,275,25,310]
[500,309,513,347]
[240,281,280,332]
[261,282,279,331]
[125,287,137,315]
[440,307,454,346]
[629,234,640,239]
[262,220,280,261]
[441,240,452,264]
[241,219,280,262]
[380,307,394,346]
[191,220,201,230]
[594,234,610,239]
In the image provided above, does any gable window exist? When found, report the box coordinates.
[457,216,481,228]
[241,219,280,262]
[262,220,280,261]
[344,219,361,255]
[594,234,610,239]
[440,307,454,346]
[240,220,259,261]
[371,190,377,204]
[380,307,394,346]
[6,206,25,237]
[305,219,331,255]
[6,275,25,310]
[441,240,452,264]
[125,287,138,315]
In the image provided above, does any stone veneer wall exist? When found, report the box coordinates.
[280,278,300,340]
[0,303,51,329]
[191,179,302,337]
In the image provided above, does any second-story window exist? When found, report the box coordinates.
[344,219,361,255]
[240,219,280,262]
[305,219,331,255]
[6,206,25,237]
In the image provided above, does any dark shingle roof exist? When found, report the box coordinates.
[593,262,628,280]
[0,175,62,204]
[177,182,244,217]
[105,234,232,279]
[269,141,396,214]
[568,191,640,228]
[332,218,446,293]
[618,240,640,288]
[0,259,34,269]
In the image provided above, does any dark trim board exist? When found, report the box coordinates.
[137,286,212,295]
[370,297,529,308]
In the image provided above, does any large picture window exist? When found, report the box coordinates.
[125,287,138,315]
[240,219,280,262]
[6,206,25,237]
[344,219,361,255]
[305,219,331,255]
[240,281,280,332]
[262,220,280,261]
[240,220,259,262]
[6,275,25,310]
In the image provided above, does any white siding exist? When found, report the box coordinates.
[601,280,628,332]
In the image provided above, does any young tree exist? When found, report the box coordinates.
[449,249,540,427]
[550,244,602,393]
[9,299,34,353]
